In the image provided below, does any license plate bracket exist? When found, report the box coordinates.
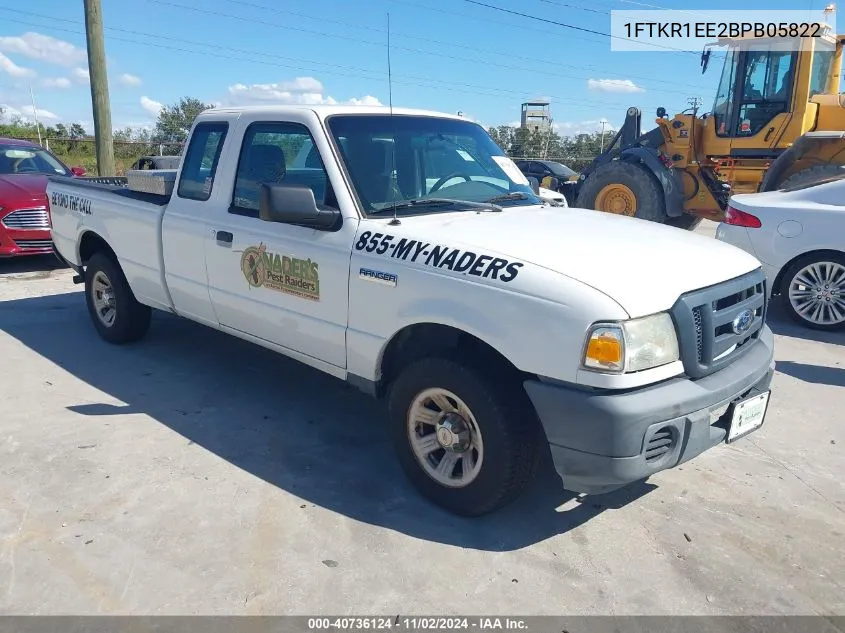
[726,390,770,443]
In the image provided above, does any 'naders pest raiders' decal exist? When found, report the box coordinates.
[240,242,320,301]
[354,230,523,282]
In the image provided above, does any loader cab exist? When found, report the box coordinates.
[710,43,798,139]
[706,26,839,143]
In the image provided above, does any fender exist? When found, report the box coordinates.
[760,131,845,191]
[620,148,686,218]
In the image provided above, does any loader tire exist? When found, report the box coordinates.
[576,161,668,223]
[779,164,845,189]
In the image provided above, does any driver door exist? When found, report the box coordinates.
[203,116,358,369]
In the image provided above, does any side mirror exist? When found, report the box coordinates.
[71,166,87,177]
[527,176,540,194]
[258,183,340,230]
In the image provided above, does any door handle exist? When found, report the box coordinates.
[764,127,775,143]
[216,230,233,244]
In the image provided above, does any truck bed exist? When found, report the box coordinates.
[50,175,173,206]
[48,175,174,312]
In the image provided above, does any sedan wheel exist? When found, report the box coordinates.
[783,255,845,331]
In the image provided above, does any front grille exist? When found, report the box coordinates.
[671,268,767,378]
[645,427,675,463]
[2,207,50,229]
[692,306,704,360]
[14,239,53,250]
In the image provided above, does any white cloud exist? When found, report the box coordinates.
[0,52,36,78]
[0,32,86,67]
[225,76,381,107]
[346,95,382,106]
[0,103,60,122]
[140,96,164,117]
[72,67,90,84]
[42,77,72,89]
[276,76,324,92]
[119,73,142,87]
[587,78,645,93]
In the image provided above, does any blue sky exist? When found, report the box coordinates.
[0,0,835,136]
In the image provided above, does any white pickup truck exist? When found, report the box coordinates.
[48,105,775,516]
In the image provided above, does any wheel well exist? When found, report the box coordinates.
[376,323,527,398]
[78,231,117,266]
[771,248,845,295]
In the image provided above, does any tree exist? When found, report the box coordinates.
[153,96,213,145]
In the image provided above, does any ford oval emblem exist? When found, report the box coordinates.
[732,309,755,335]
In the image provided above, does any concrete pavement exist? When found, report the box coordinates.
[0,227,842,615]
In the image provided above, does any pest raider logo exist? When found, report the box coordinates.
[240,243,320,301]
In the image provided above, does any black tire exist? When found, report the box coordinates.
[665,214,703,231]
[387,356,542,517]
[778,251,845,332]
[84,251,152,343]
[575,160,668,223]
[780,164,845,189]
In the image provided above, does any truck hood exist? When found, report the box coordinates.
[394,205,762,317]
[0,174,49,207]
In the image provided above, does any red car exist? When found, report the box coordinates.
[0,137,86,258]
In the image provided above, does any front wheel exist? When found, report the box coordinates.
[84,251,152,343]
[387,356,541,516]
[780,252,845,331]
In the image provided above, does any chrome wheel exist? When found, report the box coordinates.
[90,270,117,327]
[407,387,484,488]
[787,260,845,326]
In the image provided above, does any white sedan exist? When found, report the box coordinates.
[715,174,845,331]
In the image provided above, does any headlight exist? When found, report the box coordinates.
[583,312,679,373]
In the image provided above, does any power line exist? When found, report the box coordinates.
[144,0,711,95]
[1,13,686,115]
[211,0,713,92]
[534,0,608,15]
[460,0,700,55]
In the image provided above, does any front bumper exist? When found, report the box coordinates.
[524,325,776,494]
[0,226,54,258]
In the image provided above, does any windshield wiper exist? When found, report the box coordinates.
[484,192,533,204]
[370,197,502,214]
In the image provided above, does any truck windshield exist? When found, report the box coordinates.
[326,114,542,216]
[0,144,71,176]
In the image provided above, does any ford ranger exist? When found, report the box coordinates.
[48,105,776,516]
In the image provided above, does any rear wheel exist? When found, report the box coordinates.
[84,251,152,343]
[780,164,845,189]
[387,356,541,516]
[780,252,845,331]
[575,161,668,223]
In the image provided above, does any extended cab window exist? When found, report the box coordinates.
[231,122,333,217]
[177,122,228,201]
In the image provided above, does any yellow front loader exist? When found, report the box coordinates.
[573,23,845,228]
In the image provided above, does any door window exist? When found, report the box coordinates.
[713,49,738,136]
[810,41,835,97]
[230,122,334,217]
[177,122,228,201]
[734,48,795,136]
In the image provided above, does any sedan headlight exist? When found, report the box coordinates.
[582,312,680,373]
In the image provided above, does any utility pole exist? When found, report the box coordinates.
[29,85,42,147]
[83,0,115,176]
[599,118,608,153]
